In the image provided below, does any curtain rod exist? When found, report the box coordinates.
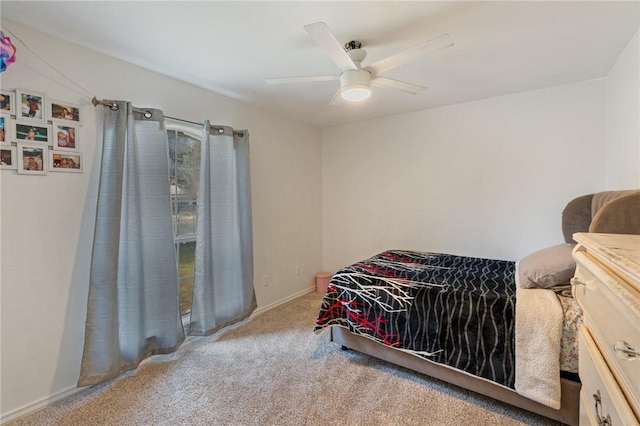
[91,97,242,137]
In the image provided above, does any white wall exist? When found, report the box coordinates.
[0,21,322,421]
[606,30,639,189]
[321,79,607,272]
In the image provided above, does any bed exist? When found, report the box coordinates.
[315,190,640,426]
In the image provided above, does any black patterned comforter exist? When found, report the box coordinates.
[314,250,516,388]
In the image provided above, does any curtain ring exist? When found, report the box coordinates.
[144,111,153,119]
[109,103,119,111]
[217,128,224,134]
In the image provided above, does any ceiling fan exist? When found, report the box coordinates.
[265,22,455,104]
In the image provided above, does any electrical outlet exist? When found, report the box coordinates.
[301,264,305,274]
[295,265,302,275]
[263,275,271,286]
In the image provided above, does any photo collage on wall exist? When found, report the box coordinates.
[1,89,84,174]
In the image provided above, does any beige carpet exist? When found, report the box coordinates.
[8,292,558,425]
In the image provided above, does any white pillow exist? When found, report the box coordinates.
[516,243,576,289]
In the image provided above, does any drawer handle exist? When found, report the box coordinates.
[593,390,613,426]
[570,277,585,296]
[614,341,639,360]
[570,277,585,287]
[599,414,613,426]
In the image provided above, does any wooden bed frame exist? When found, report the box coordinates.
[331,327,580,425]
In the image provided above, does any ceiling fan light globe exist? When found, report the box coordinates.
[341,85,371,101]
[340,69,372,102]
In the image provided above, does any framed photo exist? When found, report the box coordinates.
[17,142,47,175]
[50,151,83,173]
[51,121,79,151]
[16,89,46,121]
[49,100,81,124]
[0,114,10,143]
[0,90,16,115]
[0,146,17,170]
[13,120,52,144]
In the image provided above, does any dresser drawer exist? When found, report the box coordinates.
[579,327,638,426]
[574,250,640,413]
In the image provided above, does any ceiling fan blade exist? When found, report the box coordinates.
[366,34,454,76]
[371,76,426,94]
[328,88,345,106]
[304,21,357,71]
[265,75,339,84]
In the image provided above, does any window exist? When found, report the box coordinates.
[167,122,201,317]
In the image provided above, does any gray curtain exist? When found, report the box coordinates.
[78,101,184,386]
[188,121,256,335]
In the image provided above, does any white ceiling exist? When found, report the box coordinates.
[1,1,638,127]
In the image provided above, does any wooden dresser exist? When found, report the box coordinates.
[572,233,640,426]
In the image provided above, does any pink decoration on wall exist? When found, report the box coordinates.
[0,32,16,73]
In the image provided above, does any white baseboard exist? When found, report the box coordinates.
[1,385,86,424]
[1,287,318,423]
[252,286,316,317]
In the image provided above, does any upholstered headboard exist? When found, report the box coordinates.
[518,189,639,290]
[561,190,640,243]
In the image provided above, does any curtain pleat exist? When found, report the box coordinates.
[188,121,256,335]
[78,101,184,386]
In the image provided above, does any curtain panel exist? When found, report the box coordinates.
[78,101,184,386]
[188,121,256,335]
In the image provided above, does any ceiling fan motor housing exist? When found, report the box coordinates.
[347,46,367,66]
